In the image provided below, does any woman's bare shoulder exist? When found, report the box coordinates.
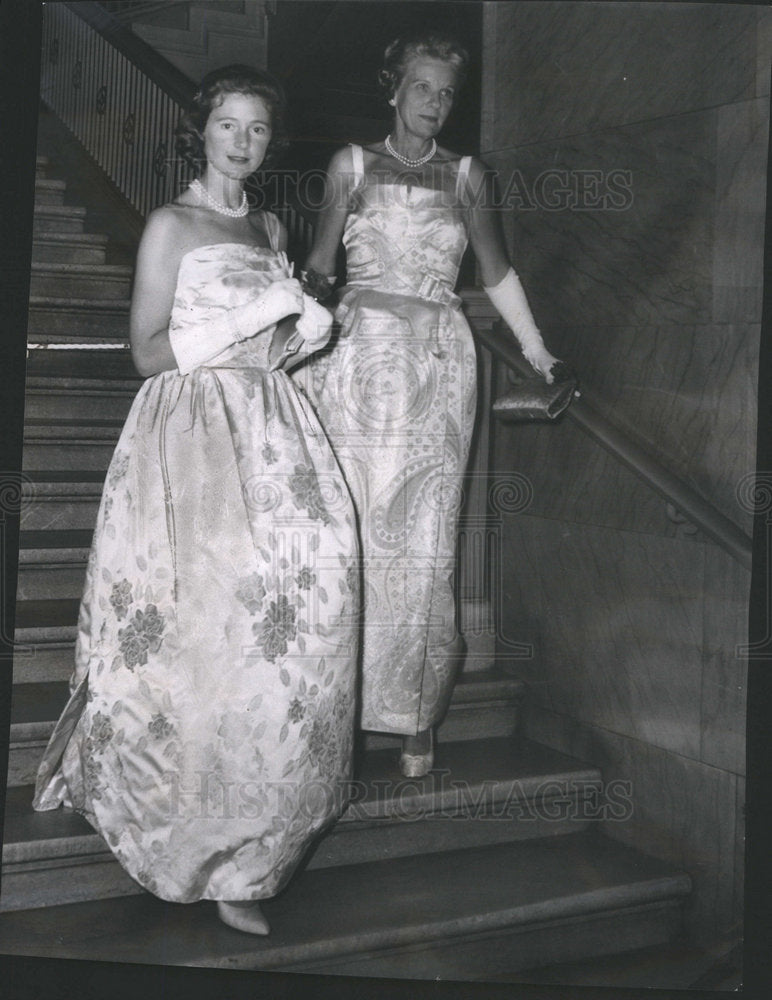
[136,203,202,271]
[326,145,359,175]
[149,199,200,227]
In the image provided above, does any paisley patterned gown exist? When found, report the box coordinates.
[305,147,477,736]
[33,217,360,903]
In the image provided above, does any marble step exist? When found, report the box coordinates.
[6,671,525,785]
[16,530,93,601]
[10,589,502,686]
[36,156,49,180]
[0,830,691,979]
[19,472,106,531]
[31,233,109,265]
[27,296,130,339]
[22,378,140,422]
[25,348,138,380]
[29,263,133,300]
[33,179,66,206]
[33,204,86,235]
[22,420,122,472]
[1,738,604,912]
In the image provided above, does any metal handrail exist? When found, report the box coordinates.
[475,321,753,569]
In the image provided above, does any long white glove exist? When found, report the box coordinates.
[484,268,559,383]
[269,293,333,372]
[169,277,303,375]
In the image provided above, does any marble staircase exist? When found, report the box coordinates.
[0,138,693,982]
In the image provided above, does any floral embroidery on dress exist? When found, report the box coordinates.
[254,594,297,662]
[109,579,133,620]
[288,464,331,524]
[117,603,166,669]
[287,697,306,723]
[235,573,267,615]
[148,713,175,740]
[90,711,114,751]
[83,746,104,798]
[261,442,278,465]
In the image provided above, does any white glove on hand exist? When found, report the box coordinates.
[484,268,560,383]
[250,278,305,333]
[295,294,333,347]
[169,277,303,375]
[270,293,333,372]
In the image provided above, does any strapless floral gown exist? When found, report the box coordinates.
[306,169,477,735]
[33,225,359,903]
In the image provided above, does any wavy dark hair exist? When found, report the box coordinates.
[176,64,289,175]
[378,30,469,103]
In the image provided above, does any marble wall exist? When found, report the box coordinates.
[483,1,769,945]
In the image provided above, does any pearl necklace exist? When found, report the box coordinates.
[384,134,437,168]
[190,178,249,218]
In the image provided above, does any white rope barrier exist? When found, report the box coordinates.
[27,343,129,350]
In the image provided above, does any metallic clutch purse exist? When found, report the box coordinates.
[492,362,579,422]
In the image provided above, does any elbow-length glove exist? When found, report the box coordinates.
[484,268,559,383]
[169,277,303,375]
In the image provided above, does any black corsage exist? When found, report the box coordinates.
[301,267,335,305]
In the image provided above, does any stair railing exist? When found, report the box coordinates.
[474,321,753,570]
[97,2,191,24]
[41,2,194,220]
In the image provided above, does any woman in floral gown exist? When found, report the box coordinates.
[33,65,359,936]
[302,32,561,777]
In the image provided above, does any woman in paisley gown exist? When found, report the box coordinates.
[302,32,561,777]
[33,65,359,936]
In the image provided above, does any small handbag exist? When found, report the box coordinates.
[492,362,579,422]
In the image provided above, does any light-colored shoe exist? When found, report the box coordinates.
[216,900,270,935]
[400,729,434,778]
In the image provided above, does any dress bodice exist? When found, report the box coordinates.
[343,182,468,299]
[170,239,291,370]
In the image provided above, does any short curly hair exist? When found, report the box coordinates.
[378,31,469,103]
[176,64,289,175]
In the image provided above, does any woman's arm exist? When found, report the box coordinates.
[463,158,511,288]
[303,146,356,280]
[130,208,303,378]
[464,159,560,382]
[129,207,184,377]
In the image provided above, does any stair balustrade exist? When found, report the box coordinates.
[42,2,193,221]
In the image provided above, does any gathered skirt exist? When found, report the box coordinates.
[33,362,360,902]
